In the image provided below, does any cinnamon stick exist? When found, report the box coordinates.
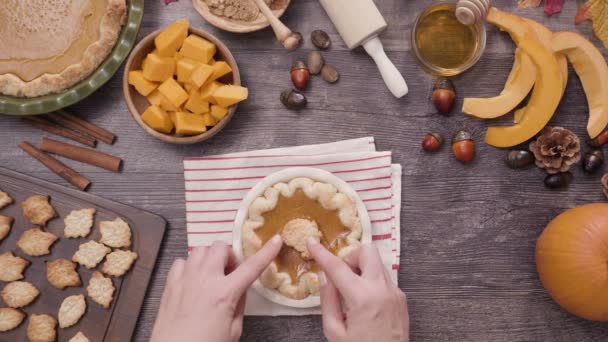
[48,110,116,145]
[39,137,122,172]
[23,117,97,147]
[19,141,91,191]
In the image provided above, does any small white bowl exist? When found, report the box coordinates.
[232,167,372,308]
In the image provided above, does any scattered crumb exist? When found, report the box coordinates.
[100,218,132,248]
[46,259,81,289]
[21,195,56,226]
[64,208,96,238]
[1,281,39,308]
[0,307,25,332]
[87,271,115,309]
[27,314,57,342]
[72,240,111,269]
[102,250,138,277]
[0,251,30,282]
[58,294,86,328]
[17,227,59,256]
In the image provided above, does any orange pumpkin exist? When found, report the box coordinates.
[536,203,608,321]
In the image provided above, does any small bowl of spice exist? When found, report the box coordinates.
[192,0,291,33]
[123,19,249,144]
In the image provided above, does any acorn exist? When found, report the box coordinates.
[544,172,573,189]
[432,77,456,114]
[582,149,604,174]
[291,61,310,90]
[587,129,608,147]
[506,150,534,169]
[280,89,307,110]
[422,133,443,152]
[452,130,474,163]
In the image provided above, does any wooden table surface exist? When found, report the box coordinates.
[1,0,607,341]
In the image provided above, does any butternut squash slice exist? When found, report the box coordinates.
[514,18,569,123]
[462,48,535,119]
[484,8,562,148]
[551,31,608,139]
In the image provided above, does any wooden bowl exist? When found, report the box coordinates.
[122,27,241,144]
[192,0,291,33]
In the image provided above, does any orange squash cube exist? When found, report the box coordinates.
[155,19,189,57]
[141,105,174,134]
[179,35,216,64]
[158,78,189,108]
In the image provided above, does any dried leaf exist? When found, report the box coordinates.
[586,0,608,50]
[575,3,593,24]
[518,0,542,9]
[544,0,564,16]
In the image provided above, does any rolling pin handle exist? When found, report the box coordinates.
[363,37,409,98]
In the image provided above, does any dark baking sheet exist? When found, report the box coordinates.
[0,167,166,341]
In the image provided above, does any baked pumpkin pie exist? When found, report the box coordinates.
[0,0,127,97]
[242,178,362,300]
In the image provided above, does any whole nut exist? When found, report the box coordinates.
[432,77,456,114]
[307,51,325,75]
[321,64,339,83]
[291,61,310,90]
[452,130,474,163]
[280,89,307,110]
[311,30,331,49]
[506,150,534,169]
[582,149,604,174]
[544,172,573,189]
[422,133,443,152]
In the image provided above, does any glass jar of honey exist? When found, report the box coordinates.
[411,1,486,76]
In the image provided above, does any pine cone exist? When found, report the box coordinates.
[602,174,608,199]
[529,126,581,174]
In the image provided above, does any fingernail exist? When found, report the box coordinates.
[306,237,318,248]
[270,235,282,245]
[318,271,327,286]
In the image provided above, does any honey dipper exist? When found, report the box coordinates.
[456,0,491,25]
[251,0,301,51]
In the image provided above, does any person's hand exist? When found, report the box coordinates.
[151,236,282,342]
[307,239,409,342]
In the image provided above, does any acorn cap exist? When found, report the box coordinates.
[291,60,309,72]
[429,133,444,145]
[452,130,472,144]
[433,77,454,92]
[587,149,605,161]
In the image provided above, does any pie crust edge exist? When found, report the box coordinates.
[0,0,127,98]
[242,177,363,300]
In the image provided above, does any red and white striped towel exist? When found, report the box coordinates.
[184,137,402,316]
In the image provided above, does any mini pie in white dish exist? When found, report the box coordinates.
[234,167,372,308]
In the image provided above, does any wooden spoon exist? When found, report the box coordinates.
[251,0,301,50]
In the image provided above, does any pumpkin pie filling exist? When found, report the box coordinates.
[0,0,126,97]
[0,0,107,81]
[255,189,350,283]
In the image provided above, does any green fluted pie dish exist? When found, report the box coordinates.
[0,0,144,115]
